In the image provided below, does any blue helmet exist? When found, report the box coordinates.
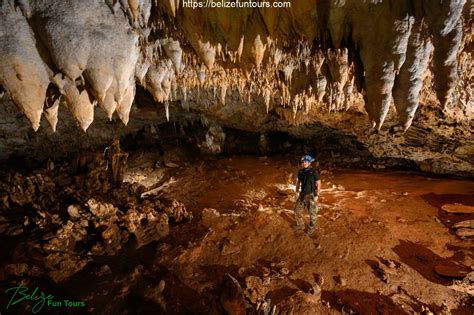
[301,155,314,163]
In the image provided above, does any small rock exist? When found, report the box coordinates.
[456,228,474,238]
[433,216,441,224]
[220,274,246,315]
[94,265,112,276]
[387,260,397,269]
[67,204,82,219]
[262,275,271,286]
[421,305,433,315]
[335,276,347,286]
[164,162,180,168]
[280,267,290,275]
[441,203,474,214]
[310,284,322,297]
[452,220,474,229]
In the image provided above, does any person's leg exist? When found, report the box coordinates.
[293,196,305,229]
[308,195,318,234]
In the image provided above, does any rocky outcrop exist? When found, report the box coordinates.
[0,152,192,282]
[0,0,472,175]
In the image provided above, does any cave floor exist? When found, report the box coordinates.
[1,153,473,314]
[128,155,474,314]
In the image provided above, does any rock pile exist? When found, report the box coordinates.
[0,151,191,282]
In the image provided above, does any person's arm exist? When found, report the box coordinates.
[295,177,300,194]
[314,169,321,199]
[315,179,321,196]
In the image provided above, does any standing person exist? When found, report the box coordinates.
[294,155,321,235]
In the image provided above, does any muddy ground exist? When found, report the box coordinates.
[150,154,474,314]
[0,151,473,314]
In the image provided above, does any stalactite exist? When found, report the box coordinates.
[0,0,471,133]
[264,88,271,113]
[219,83,227,105]
[237,36,245,62]
[116,83,135,125]
[0,2,51,131]
[197,68,206,86]
[251,35,267,71]
[197,40,216,70]
[44,86,61,132]
[163,38,183,73]
[62,78,95,132]
[164,101,169,121]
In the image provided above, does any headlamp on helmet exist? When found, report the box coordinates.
[301,155,314,163]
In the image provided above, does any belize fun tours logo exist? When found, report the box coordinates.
[4,284,86,313]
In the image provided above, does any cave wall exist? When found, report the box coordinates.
[0,0,472,176]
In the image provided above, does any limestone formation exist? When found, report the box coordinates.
[0,0,472,176]
[0,0,471,133]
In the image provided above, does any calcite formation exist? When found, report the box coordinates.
[0,0,471,133]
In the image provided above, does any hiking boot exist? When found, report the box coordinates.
[307,225,316,235]
[294,224,305,231]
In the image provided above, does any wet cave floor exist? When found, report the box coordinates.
[0,152,473,314]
